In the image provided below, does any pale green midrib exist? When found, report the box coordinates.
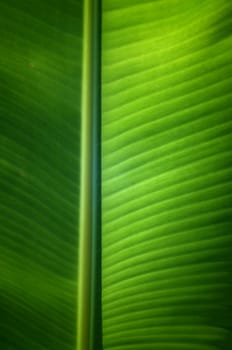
[77,0,93,349]
[77,0,102,348]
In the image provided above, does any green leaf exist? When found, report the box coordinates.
[0,1,83,349]
[102,1,232,349]
[1,1,232,350]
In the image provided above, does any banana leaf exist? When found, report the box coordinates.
[102,1,232,349]
[0,0,232,350]
[0,1,83,349]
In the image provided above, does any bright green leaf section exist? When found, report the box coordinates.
[102,1,232,349]
[0,1,83,349]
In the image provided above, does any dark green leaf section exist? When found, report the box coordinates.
[0,1,82,349]
[102,1,232,349]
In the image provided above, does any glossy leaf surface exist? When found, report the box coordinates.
[1,1,232,350]
[102,1,232,349]
[0,1,83,349]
